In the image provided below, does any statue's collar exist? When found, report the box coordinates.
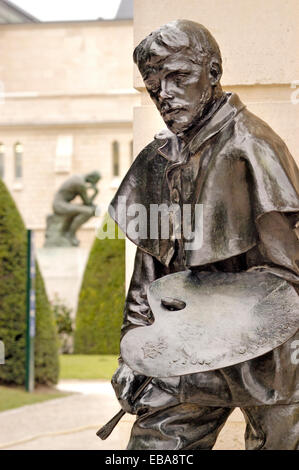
[156,93,246,162]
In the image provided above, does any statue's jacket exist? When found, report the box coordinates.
[110,93,299,407]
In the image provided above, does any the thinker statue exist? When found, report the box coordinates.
[44,171,101,247]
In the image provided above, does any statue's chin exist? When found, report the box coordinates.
[163,107,207,137]
[164,118,192,136]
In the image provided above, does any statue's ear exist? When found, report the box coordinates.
[209,60,222,86]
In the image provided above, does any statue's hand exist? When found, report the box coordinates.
[111,361,146,414]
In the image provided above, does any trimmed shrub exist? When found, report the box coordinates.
[74,215,125,354]
[34,263,59,384]
[0,179,59,385]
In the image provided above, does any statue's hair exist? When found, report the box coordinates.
[133,20,222,76]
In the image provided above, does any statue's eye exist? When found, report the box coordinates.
[174,74,188,86]
[146,80,160,94]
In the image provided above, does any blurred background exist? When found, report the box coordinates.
[0,0,137,250]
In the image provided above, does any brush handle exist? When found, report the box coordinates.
[96,409,126,440]
[96,376,152,440]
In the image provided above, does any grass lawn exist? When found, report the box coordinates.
[59,354,119,380]
[0,385,68,413]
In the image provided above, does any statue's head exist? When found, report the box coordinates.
[133,20,223,136]
[85,171,101,184]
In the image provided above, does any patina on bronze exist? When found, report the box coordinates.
[121,270,299,377]
[44,171,101,247]
[105,20,299,450]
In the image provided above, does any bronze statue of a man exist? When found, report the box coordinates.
[109,20,299,450]
[45,171,101,247]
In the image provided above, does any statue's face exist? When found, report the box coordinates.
[143,50,214,135]
[86,174,100,184]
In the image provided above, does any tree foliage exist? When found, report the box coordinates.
[74,215,125,354]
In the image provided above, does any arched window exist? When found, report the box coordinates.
[0,143,4,179]
[112,141,120,177]
[14,142,23,179]
[130,140,134,164]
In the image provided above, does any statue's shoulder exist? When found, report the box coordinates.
[57,174,83,191]
[235,107,291,157]
[68,174,85,184]
[110,132,170,216]
[132,130,171,170]
[234,107,299,195]
[111,131,170,207]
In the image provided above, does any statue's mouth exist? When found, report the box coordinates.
[161,103,185,116]
[162,107,185,118]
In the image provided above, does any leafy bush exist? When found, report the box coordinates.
[74,215,125,354]
[0,179,59,385]
[51,295,74,354]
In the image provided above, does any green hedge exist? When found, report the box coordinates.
[0,179,59,385]
[74,215,125,354]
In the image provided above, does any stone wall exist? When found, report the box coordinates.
[0,19,139,249]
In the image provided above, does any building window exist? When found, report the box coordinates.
[0,143,4,179]
[14,142,23,179]
[130,140,134,164]
[55,135,73,173]
[112,141,120,177]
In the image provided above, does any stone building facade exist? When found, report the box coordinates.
[0,17,139,249]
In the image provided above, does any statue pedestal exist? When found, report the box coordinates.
[37,247,89,316]
[44,214,74,247]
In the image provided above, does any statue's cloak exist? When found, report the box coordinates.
[109,93,299,406]
[109,93,299,277]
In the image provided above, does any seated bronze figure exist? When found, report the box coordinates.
[44,171,101,247]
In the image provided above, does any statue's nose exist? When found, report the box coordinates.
[159,80,174,100]
[160,89,173,100]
